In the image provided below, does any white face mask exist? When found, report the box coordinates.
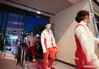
[46,24,52,30]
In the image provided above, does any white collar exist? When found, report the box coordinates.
[45,29,51,32]
[80,21,88,26]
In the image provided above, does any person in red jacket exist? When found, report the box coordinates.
[41,23,58,69]
[74,10,99,69]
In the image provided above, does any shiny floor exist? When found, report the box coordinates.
[17,61,76,69]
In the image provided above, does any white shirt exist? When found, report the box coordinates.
[9,35,18,46]
[41,29,56,53]
[75,21,99,67]
[26,35,35,46]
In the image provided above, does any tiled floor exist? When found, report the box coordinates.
[17,61,76,69]
[53,61,76,69]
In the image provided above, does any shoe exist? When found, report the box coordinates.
[32,59,36,62]
[48,67,55,69]
[51,67,55,69]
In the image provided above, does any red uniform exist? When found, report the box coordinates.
[41,29,57,69]
[74,21,99,69]
[26,35,37,61]
[75,35,94,69]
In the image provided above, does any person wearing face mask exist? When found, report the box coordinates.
[74,10,99,69]
[41,23,58,69]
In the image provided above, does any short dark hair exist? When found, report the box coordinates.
[75,10,89,23]
[13,30,17,33]
[45,23,51,25]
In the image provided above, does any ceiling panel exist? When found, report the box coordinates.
[5,0,82,15]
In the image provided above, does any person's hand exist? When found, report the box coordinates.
[54,46,59,53]
[96,68,99,69]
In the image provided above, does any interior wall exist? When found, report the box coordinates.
[50,0,93,65]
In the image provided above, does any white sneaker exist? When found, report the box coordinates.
[32,59,36,62]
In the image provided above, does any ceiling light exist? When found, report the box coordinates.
[36,11,41,14]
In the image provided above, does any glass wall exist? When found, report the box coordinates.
[0,4,50,51]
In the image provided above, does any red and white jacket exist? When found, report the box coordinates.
[75,21,99,67]
[41,29,56,53]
